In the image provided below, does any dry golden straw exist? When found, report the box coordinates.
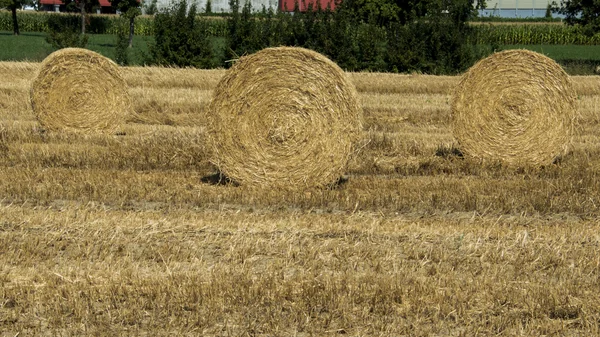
[207,47,363,189]
[451,49,577,166]
[30,48,131,132]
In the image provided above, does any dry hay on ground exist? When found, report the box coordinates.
[451,49,577,166]
[30,48,131,132]
[207,47,363,190]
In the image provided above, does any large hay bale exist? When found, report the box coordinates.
[451,49,577,166]
[207,47,363,189]
[30,48,131,132]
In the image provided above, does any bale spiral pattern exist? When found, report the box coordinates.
[451,49,577,166]
[207,47,363,189]
[31,48,131,132]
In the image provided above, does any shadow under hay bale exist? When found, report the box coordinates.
[451,49,577,166]
[30,48,132,133]
[206,47,363,190]
[0,125,7,154]
[200,172,239,186]
[328,175,350,190]
[435,144,464,159]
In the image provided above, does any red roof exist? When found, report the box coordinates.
[39,0,112,6]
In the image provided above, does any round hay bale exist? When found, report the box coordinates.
[451,49,577,166]
[207,47,363,189]
[30,48,131,132]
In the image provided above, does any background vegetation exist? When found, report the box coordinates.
[3,0,600,74]
[148,0,214,67]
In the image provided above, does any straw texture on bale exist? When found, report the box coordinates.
[451,49,577,166]
[207,47,363,189]
[31,48,131,132]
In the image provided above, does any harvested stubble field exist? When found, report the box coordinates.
[1,62,600,336]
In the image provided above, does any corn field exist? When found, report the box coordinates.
[474,24,600,45]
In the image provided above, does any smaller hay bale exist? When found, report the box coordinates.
[451,49,577,166]
[30,48,131,132]
[206,47,363,190]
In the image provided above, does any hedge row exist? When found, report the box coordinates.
[2,10,600,46]
[0,10,228,36]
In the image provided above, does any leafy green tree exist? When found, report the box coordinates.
[111,0,141,47]
[143,0,157,14]
[429,0,477,26]
[554,0,600,35]
[63,0,101,34]
[115,17,129,65]
[321,4,359,70]
[258,6,284,47]
[475,0,486,11]
[303,4,332,53]
[288,1,309,46]
[0,0,34,35]
[380,0,483,74]
[226,0,263,58]
[338,0,478,26]
[45,13,89,48]
[545,3,553,18]
[337,0,422,26]
[149,0,214,68]
[356,22,386,71]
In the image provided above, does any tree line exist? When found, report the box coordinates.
[2,0,599,73]
[1,0,140,44]
[150,0,489,74]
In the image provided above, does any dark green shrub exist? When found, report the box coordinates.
[87,14,111,34]
[45,13,88,49]
[226,0,266,59]
[149,0,214,68]
[320,7,359,71]
[385,19,488,75]
[260,7,287,47]
[115,18,129,65]
[355,22,386,71]
[144,0,157,15]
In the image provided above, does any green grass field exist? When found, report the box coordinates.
[0,31,153,64]
[0,31,227,67]
[499,44,600,74]
[501,44,600,60]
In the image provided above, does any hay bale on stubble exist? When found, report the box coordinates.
[30,48,131,132]
[451,49,577,166]
[206,47,363,189]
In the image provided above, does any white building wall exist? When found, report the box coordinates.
[475,0,560,17]
[483,0,550,9]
